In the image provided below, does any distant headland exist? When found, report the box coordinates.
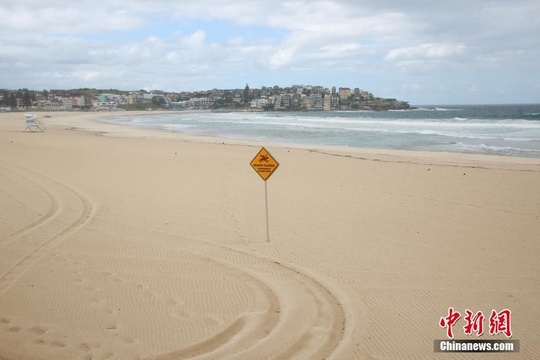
[0,84,411,112]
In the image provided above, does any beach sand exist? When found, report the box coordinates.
[0,111,539,359]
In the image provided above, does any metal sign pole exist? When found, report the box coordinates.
[265,180,270,242]
[250,147,279,243]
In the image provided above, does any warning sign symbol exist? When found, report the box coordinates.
[250,147,279,181]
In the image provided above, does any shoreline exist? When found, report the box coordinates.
[13,110,540,171]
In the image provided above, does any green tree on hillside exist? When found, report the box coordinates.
[23,91,32,108]
[8,94,17,108]
[0,90,8,106]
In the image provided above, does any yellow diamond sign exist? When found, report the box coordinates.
[250,147,279,181]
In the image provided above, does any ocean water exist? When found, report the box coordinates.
[104,104,540,158]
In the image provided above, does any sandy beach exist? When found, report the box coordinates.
[0,111,539,359]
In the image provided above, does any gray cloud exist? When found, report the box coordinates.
[1,0,539,103]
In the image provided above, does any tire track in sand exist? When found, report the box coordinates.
[141,231,350,359]
[199,243,347,360]
[0,167,60,246]
[0,161,95,296]
[87,226,282,360]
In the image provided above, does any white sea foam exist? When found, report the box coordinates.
[437,143,540,156]
[435,107,455,111]
[105,106,540,158]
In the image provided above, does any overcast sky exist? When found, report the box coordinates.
[1,0,539,104]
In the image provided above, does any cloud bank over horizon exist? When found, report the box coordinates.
[1,0,539,104]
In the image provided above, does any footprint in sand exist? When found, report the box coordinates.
[33,338,65,348]
[49,340,66,348]
[29,326,48,335]
[0,317,10,325]
[120,336,135,344]
[8,326,21,332]
[78,342,91,352]
[103,308,121,315]
[78,341,101,352]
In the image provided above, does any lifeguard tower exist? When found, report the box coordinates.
[24,114,44,132]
